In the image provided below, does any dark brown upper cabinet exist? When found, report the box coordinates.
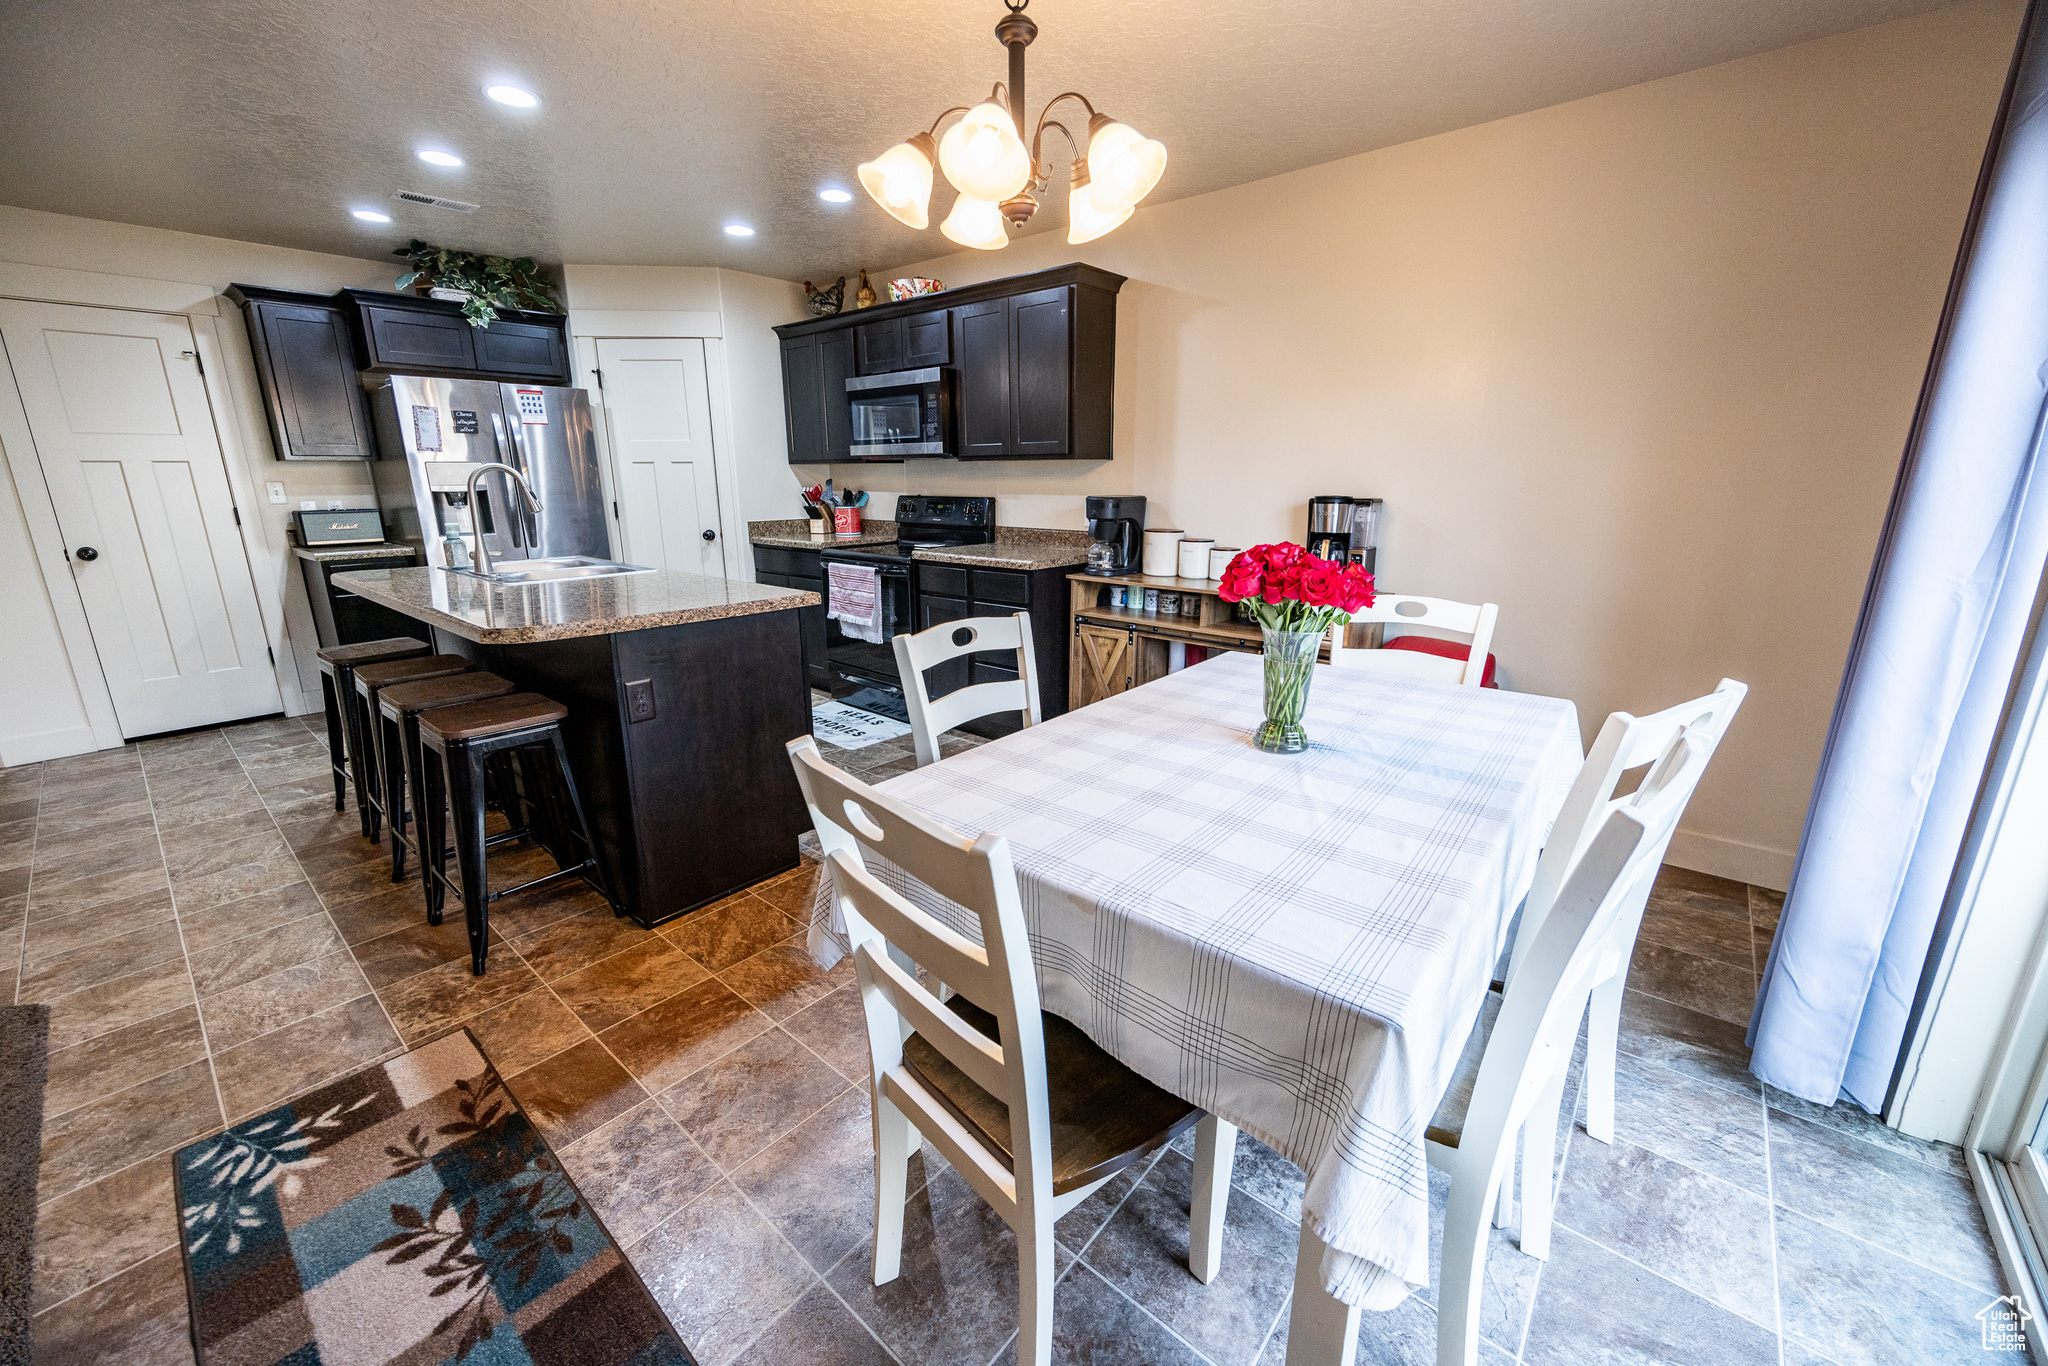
[335,289,572,385]
[774,264,1123,463]
[226,285,375,462]
[781,329,859,464]
[855,307,950,375]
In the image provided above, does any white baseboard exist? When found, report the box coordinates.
[0,724,102,767]
[1664,828,1795,892]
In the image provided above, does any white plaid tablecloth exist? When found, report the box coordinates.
[804,650,1582,1309]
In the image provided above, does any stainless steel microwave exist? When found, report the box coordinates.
[847,367,952,458]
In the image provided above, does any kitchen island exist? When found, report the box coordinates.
[332,565,816,928]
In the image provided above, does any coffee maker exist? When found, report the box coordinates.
[1307,496,1382,572]
[1085,495,1147,575]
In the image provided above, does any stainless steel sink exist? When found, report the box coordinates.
[448,556,657,585]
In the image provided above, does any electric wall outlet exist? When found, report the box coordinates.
[299,500,317,510]
[326,499,345,510]
[625,679,656,723]
[265,481,286,504]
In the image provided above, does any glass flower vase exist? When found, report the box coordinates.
[1255,626,1322,754]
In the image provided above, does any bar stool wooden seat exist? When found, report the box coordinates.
[315,637,429,828]
[353,655,474,844]
[418,694,612,974]
[375,670,519,885]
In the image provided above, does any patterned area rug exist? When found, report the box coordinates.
[173,1030,694,1366]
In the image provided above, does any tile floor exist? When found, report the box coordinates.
[3,714,2011,1366]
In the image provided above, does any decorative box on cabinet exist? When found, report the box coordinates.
[226,285,376,462]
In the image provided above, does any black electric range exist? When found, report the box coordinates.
[819,495,994,696]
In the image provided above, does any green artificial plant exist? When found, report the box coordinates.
[393,240,562,327]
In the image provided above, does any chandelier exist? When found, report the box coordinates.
[856,0,1167,249]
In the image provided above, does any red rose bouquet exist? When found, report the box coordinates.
[1216,543,1376,753]
[1217,542,1376,632]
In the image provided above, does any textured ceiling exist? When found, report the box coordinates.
[0,0,1967,285]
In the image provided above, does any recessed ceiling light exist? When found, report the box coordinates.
[352,209,393,223]
[724,224,755,237]
[818,188,853,203]
[485,85,539,108]
[416,149,464,168]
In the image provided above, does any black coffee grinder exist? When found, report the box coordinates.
[1085,495,1147,574]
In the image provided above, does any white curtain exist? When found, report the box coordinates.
[1751,7,2048,1110]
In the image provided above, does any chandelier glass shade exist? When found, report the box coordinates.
[941,194,1010,250]
[855,0,1163,250]
[856,134,937,230]
[1065,164,1131,245]
[1084,117,1168,214]
[938,102,1032,202]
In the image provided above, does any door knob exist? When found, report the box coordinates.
[701,529,717,542]
[74,546,98,561]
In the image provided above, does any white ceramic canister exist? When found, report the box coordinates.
[1142,528,1184,577]
[1177,538,1214,580]
[1208,545,1241,579]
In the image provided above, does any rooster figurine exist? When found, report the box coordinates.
[803,277,845,318]
[855,269,877,309]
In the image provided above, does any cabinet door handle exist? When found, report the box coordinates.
[702,529,717,542]
[74,546,99,562]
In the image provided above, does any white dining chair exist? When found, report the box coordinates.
[785,736,1237,1366]
[1425,729,1709,1366]
[1327,595,1498,687]
[1490,678,1746,1242]
[892,611,1042,767]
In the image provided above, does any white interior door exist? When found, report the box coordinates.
[594,337,727,578]
[0,300,280,737]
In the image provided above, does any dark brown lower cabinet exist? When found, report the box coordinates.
[912,560,1071,738]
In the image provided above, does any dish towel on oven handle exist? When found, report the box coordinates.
[827,561,886,644]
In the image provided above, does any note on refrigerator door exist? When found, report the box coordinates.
[513,388,549,424]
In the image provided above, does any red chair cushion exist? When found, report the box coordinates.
[1383,635,1498,688]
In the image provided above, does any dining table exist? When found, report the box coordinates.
[803,649,1583,1363]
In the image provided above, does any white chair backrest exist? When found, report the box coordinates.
[1505,678,1747,984]
[893,612,1043,767]
[785,735,1053,1220]
[1464,732,1708,1147]
[1328,595,1499,687]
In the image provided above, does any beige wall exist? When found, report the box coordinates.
[0,206,393,759]
[797,1,2023,887]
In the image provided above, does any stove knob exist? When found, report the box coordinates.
[966,505,983,522]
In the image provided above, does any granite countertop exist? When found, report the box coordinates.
[292,543,416,563]
[748,518,899,549]
[331,566,816,644]
[913,528,1093,571]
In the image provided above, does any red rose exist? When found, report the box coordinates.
[1218,565,1261,602]
[1262,561,1303,604]
[1337,566,1376,614]
[1296,561,1342,608]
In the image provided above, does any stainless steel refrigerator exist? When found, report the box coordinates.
[368,375,610,570]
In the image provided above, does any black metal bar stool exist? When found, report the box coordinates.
[315,637,429,828]
[418,694,613,974]
[375,670,518,885]
[353,654,474,844]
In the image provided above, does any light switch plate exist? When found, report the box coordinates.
[265,481,286,504]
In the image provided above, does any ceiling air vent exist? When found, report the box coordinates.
[391,191,479,214]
